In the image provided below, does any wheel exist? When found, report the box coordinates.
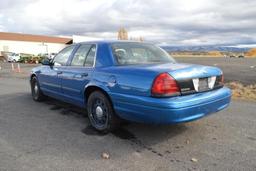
[87,91,120,133]
[31,77,46,101]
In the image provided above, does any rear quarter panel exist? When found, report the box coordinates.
[93,67,157,97]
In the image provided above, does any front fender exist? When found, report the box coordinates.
[30,69,39,81]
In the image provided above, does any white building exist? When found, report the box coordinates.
[0,32,72,57]
[72,35,103,43]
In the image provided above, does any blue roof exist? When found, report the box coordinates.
[76,40,152,45]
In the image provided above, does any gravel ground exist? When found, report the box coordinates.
[0,59,256,171]
[0,62,37,79]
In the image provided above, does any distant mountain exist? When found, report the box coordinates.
[160,46,249,52]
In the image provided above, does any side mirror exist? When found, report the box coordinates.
[41,58,53,66]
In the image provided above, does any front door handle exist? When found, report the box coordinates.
[57,71,63,74]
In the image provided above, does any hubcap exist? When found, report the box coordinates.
[34,84,38,94]
[90,98,108,128]
[32,81,39,99]
[95,106,103,118]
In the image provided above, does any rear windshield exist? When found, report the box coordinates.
[111,43,175,65]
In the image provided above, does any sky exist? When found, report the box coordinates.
[0,0,256,46]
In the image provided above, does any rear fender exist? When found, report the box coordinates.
[83,81,111,103]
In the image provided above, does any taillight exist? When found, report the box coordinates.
[151,73,180,97]
[220,74,224,84]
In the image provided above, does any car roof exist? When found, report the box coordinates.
[76,40,153,45]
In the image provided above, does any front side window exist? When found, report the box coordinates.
[53,45,75,66]
[111,43,175,65]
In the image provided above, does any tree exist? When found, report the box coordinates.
[117,28,128,40]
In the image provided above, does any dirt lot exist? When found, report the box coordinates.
[0,59,256,171]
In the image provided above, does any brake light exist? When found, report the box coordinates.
[151,73,180,97]
[220,74,224,84]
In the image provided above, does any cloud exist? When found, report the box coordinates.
[0,0,256,45]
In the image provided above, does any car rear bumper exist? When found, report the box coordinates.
[110,87,231,124]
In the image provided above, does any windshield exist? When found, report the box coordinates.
[111,43,176,65]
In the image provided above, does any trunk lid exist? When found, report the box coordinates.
[166,63,223,95]
[129,62,223,95]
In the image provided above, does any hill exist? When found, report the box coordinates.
[161,46,249,52]
[169,51,224,57]
[245,48,256,57]
[208,51,223,57]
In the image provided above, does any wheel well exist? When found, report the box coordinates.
[84,86,113,106]
[30,74,36,82]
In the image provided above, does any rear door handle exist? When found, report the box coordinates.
[57,71,63,74]
[74,73,88,79]
[81,73,88,77]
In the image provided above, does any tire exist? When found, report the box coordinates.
[31,77,46,101]
[87,91,120,133]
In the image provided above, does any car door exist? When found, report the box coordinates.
[38,45,76,95]
[60,44,96,106]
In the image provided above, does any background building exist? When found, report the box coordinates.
[72,35,103,43]
[0,32,72,56]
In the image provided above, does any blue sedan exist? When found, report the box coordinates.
[30,41,231,132]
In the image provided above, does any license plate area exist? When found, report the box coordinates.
[198,78,208,91]
[179,76,219,94]
[192,77,209,92]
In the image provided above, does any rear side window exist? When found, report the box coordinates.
[53,46,75,66]
[84,45,96,67]
[71,44,96,67]
[71,44,91,66]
